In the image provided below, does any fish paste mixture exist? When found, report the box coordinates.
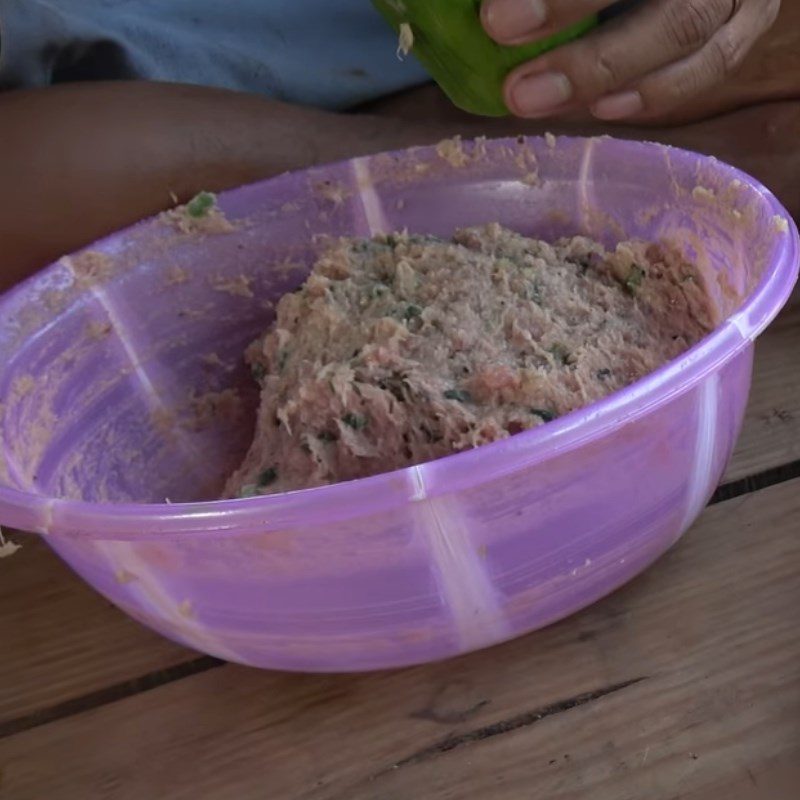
[226,224,715,497]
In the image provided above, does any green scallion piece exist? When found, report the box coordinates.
[625,265,646,294]
[549,343,571,366]
[251,363,267,382]
[403,304,423,321]
[186,191,216,219]
[444,388,472,403]
[342,413,367,430]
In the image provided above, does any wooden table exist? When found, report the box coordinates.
[1,288,798,800]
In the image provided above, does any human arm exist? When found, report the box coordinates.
[0,81,435,289]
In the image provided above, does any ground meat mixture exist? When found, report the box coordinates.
[225,224,715,497]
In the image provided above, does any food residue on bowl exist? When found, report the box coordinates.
[162,191,236,235]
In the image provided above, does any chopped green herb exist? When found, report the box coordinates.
[408,234,444,245]
[277,350,289,371]
[238,484,259,498]
[527,283,543,304]
[596,368,612,380]
[625,265,646,294]
[342,412,367,430]
[444,389,472,403]
[371,283,389,299]
[186,191,216,219]
[318,431,337,442]
[257,467,278,487]
[569,255,592,274]
[251,363,266,382]
[403,304,423,321]
[381,373,410,403]
[531,408,557,423]
[549,343,571,366]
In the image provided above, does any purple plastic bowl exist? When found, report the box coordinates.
[0,136,797,671]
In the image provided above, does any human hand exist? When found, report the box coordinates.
[481,0,781,121]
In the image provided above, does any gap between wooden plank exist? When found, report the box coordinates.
[0,657,223,741]
[712,457,800,504]
[382,676,648,773]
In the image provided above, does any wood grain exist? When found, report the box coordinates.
[0,536,194,725]
[1,477,797,800]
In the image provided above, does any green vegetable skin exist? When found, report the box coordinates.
[373,0,597,117]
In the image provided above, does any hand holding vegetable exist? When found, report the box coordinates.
[482,0,781,120]
[373,0,597,116]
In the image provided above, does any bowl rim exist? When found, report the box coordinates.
[1,135,798,539]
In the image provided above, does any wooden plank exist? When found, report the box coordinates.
[725,299,800,482]
[0,536,194,725]
[1,293,797,730]
[1,477,797,800]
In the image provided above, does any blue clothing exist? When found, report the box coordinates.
[0,0,430,109]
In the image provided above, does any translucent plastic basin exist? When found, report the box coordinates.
[0,136,797,671]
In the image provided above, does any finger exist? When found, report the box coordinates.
[591,0,782,120]
[482,0,615,46]
[503,0,739,118]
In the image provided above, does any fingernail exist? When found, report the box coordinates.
[484,0,548,42]
[592,90,644,120]
[510,72,572,117]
